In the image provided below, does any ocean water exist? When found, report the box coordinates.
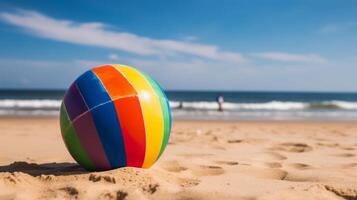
[1,90,357,120]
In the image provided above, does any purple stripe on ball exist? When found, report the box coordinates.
[72,110,112,170]
[64,83,89,121]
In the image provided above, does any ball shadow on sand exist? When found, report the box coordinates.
[0,161,88,176]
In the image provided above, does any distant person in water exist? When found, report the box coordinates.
[178,101,183,109]
[217,95,224,112]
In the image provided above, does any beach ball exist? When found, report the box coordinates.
[60,64,171,171]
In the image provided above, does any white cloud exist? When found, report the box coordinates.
[252,52,327,64]
[0,9,245,63]
[108,53,119,61]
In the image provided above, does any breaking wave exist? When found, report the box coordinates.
[1,99,357,119]
[169,100,357,111]
[0,99,61,109]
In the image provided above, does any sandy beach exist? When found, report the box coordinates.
[1,118,357,199]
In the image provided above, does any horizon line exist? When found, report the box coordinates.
[0,88,357,94]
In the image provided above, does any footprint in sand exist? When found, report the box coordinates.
[161,161,188,173]
[215,160,239,166]
[266,152,288,161]
[271,142,313,153]
[238,167,287,180]
[333,153,355,158]
[315,142,339,148]
[227,138,266,145]
[227,139,243,144]
[191,165,225,176]
[178,153,214,158]
[265,162,282,168]
[341,146,355,151]
[288,163,312,170]
[283,172,322,182]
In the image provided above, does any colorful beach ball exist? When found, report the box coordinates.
[60,64,171,171]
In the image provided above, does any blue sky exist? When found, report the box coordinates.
[0,0,356,91]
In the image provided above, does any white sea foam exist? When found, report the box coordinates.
[169,100,357,111]
[0,99,61,109]
[170,101,307,110]
[1,99,357,111]
[1,99,357,119]
[318,101,357,109]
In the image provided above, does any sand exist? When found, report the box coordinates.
[1,118,357,199]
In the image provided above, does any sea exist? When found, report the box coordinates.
[1,90,357,121]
